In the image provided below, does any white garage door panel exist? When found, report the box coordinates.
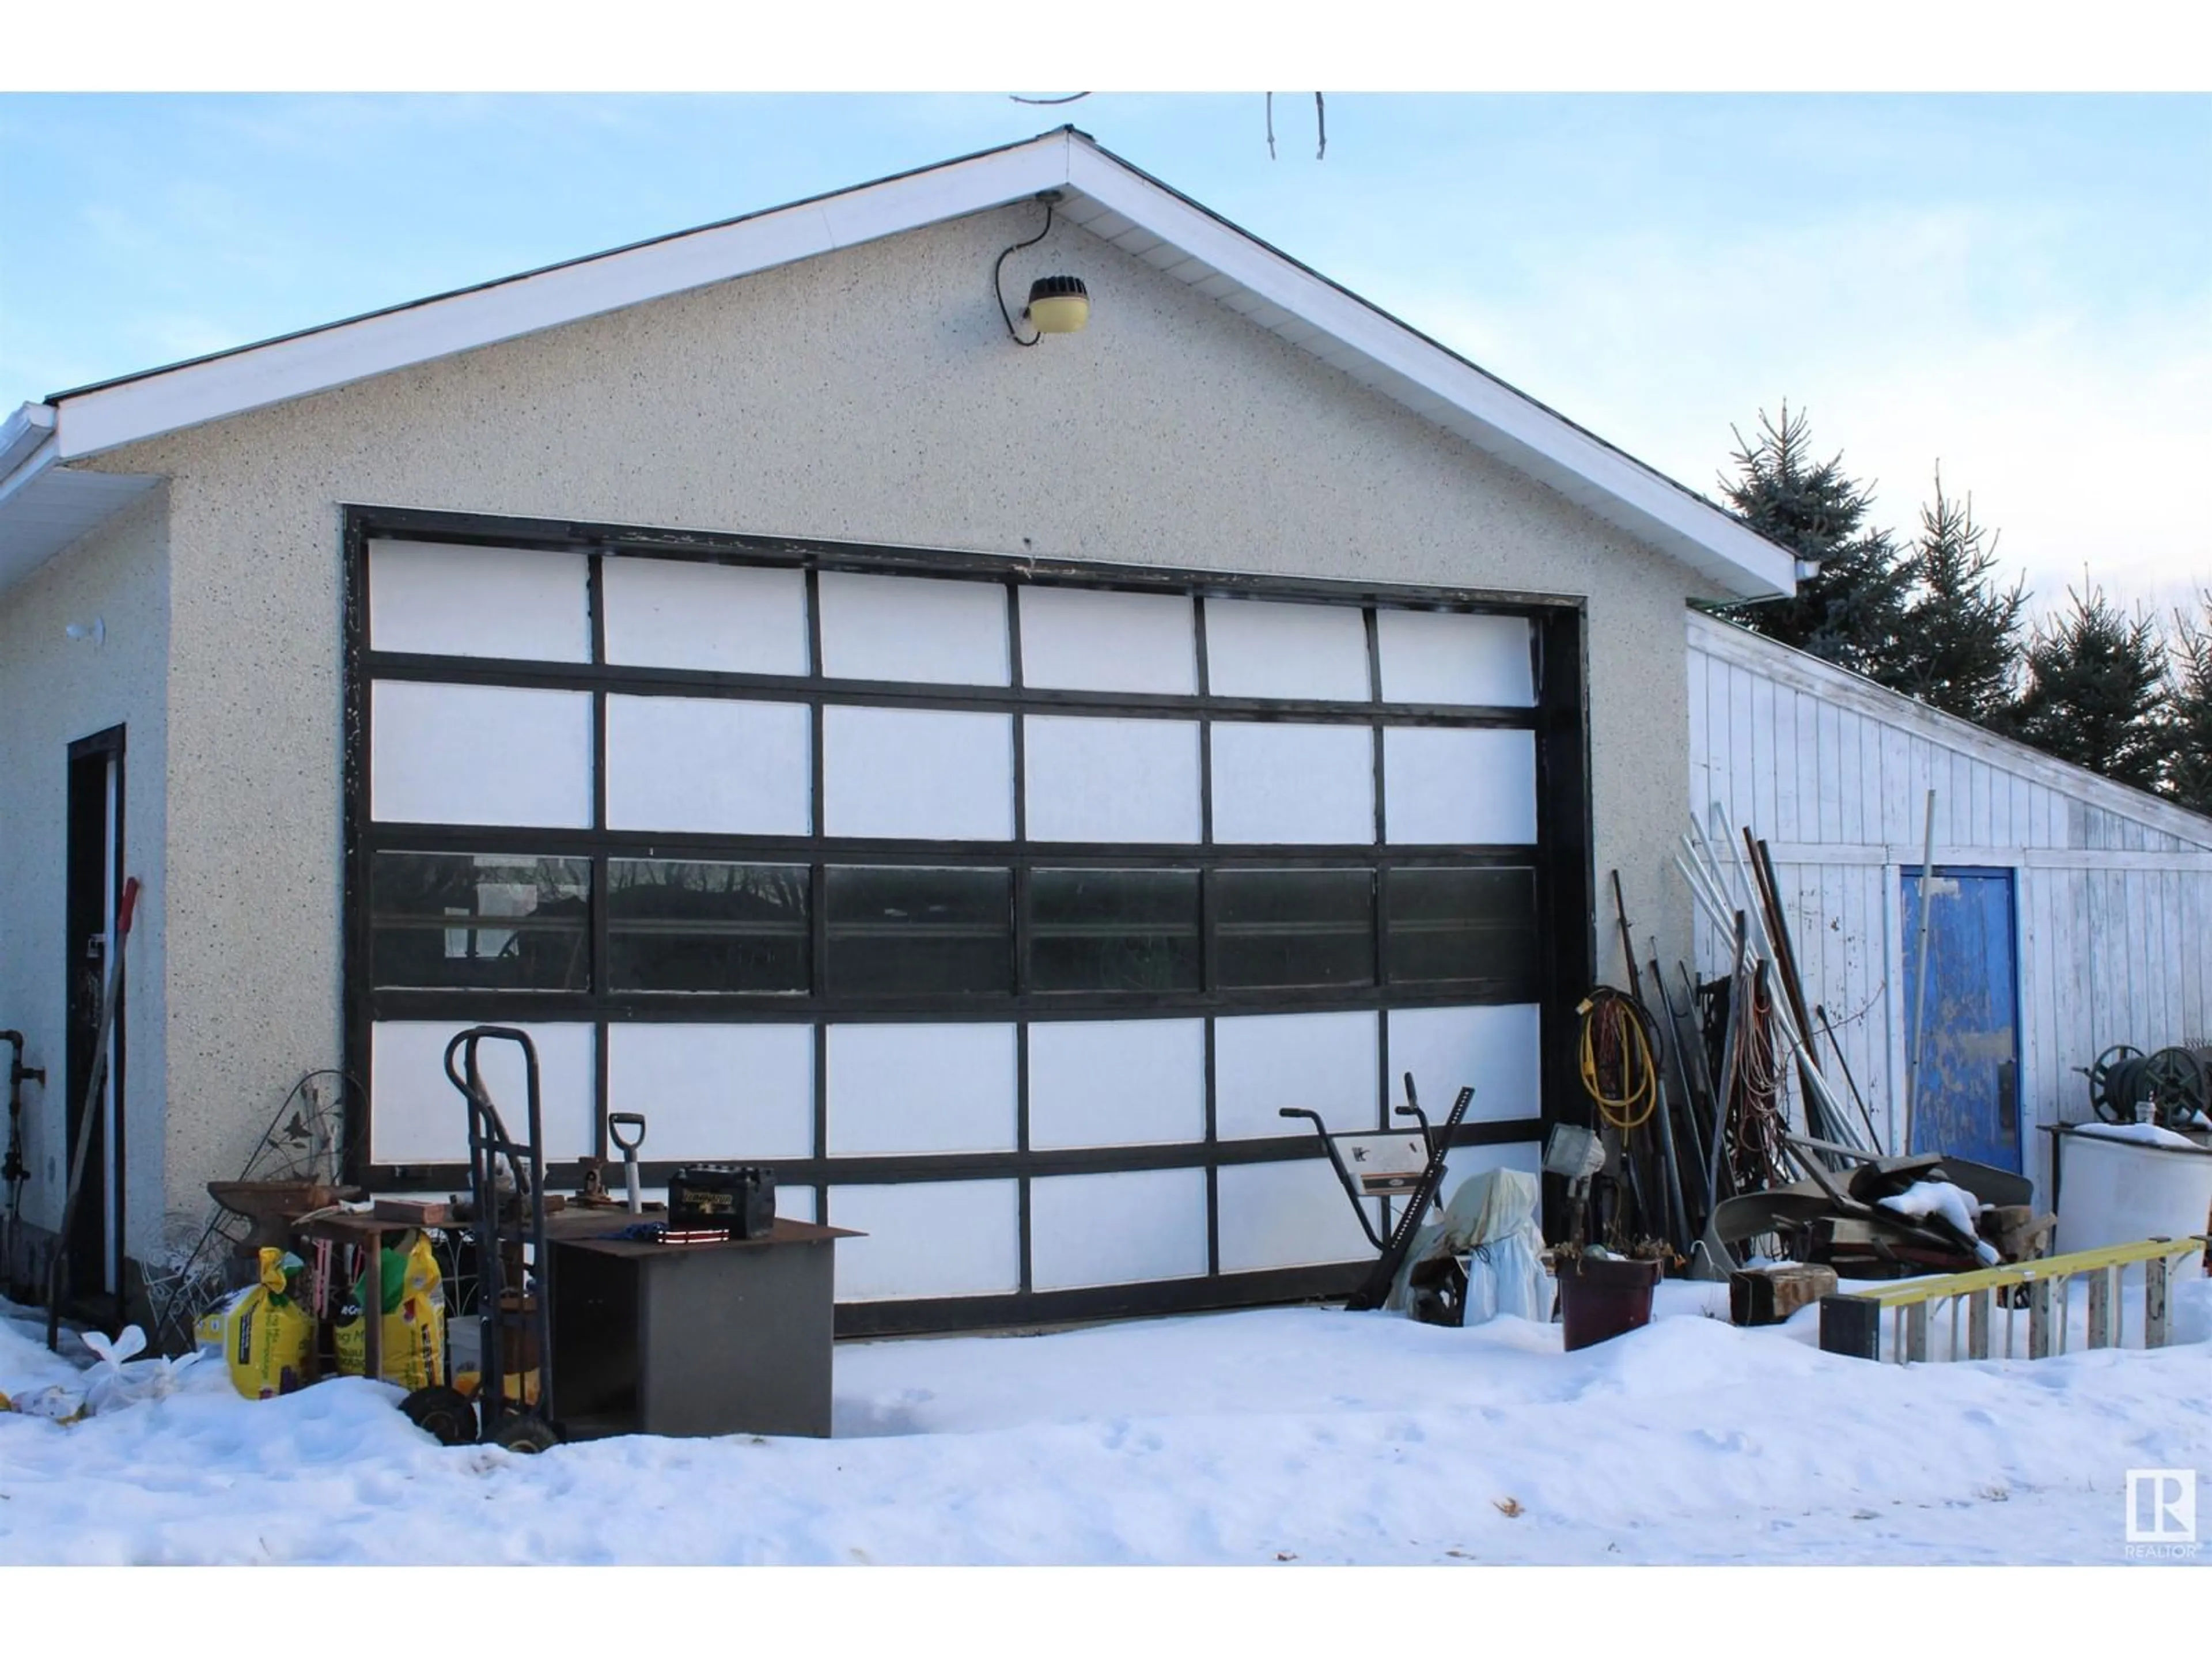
[1214,1009,1378,1141]
[605,695,811,835]
[823,706,1014,840]
[1217,1158,1378,1273]
[830,1180,1022,1301]
[827,1023,1018,1155]
[776,1185,820,1224]
[368,540,590,662]
[1205,596,1372,701]
[1028,1018,1206,1149]
[1025,716,1202,843]
[1384,726,1538,845]
[602,558,808,675]
[370,1021,597,1164]
[1031,1168,1210,1290]
[606,1023,814,1162]
[819,571,1009,686]
[1020,586,1197,694]
[1210,722,1374,845]
[370,681,593,827]
[1376,609,1535,707]
[1388,1005,1543,1123]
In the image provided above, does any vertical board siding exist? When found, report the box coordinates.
[1687,622,2212,1201]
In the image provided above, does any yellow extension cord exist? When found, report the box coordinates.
[1575,988,1658,1132]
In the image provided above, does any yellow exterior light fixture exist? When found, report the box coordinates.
[994,195,1090,347]
[1024,276,1090,336]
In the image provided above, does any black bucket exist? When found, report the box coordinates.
[1558,1255,1663,1351]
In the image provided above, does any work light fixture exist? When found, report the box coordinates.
[995,194,1090,346]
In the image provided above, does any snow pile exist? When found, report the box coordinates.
[2070,1120,2205,1152]
[1876,1181,2001,1264]
[3,1279,2209,1566]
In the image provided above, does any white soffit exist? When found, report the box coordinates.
[18,128,1793,601]
[0,456,161,595]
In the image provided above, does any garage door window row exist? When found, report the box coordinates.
[368,851,1540,1004]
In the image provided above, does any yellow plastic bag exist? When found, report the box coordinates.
[334,1229,445,1391]
[194,1247,316,1400]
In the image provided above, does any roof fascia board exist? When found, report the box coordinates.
[0,433,59,514]
[1688,609,2212,848]
[1065,146,1793,600]
[1,402,57,480]
[54,136,1075,462]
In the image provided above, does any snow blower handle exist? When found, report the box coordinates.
[1393,1071,1437,1154]
[608,1112,647,1215]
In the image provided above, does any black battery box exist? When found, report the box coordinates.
[667,1164,776,1238]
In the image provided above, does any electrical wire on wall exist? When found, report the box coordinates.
[993,195,1060,347]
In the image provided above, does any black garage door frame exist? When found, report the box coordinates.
[339,503,1594,1334]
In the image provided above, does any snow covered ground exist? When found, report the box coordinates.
[2,1277,2207,1568]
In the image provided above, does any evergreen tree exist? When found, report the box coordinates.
[1719,403,1912,679]
[2161,593,2212,816]
[2003,583,2171,791]
[1887,466,2029,724]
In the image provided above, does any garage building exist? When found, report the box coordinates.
[0,128,1795,1332]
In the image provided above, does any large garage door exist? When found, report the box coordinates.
[345,509,1587,1333]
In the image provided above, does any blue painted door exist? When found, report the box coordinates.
[1900,866,2021,1170]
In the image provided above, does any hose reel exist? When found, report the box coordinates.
[2084,1043,2212,1128]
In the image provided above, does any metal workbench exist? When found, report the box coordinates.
[549,1216,858,1440]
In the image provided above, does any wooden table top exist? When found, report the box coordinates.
[294,1206,859,1255]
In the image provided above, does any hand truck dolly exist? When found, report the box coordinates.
[398,1025,562,1452]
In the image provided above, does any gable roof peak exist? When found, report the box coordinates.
[17,128,1793,601]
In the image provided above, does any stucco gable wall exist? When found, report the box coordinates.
[0,487,171,1262]
[94,202,1722,1206]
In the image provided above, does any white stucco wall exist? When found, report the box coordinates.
[82,200,1726,1222]
[0,487,170,1264]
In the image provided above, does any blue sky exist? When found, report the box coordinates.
[3,92,2206,617]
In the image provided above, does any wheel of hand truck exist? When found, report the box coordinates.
[2086,1044,2144,1123]
[399,1384,479,1446]
[487,1414,560,1455]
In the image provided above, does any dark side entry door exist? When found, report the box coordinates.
[1900,865,2020,1172]
[65,726,126,1310]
